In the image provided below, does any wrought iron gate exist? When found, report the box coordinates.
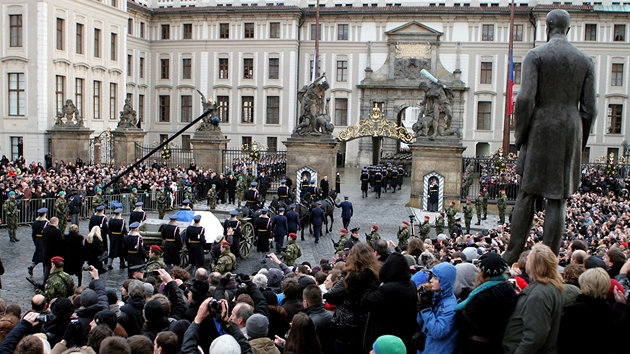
[134,143,195,167]
[90,128,115,165]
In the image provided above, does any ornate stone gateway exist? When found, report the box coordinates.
[337,104,414,144]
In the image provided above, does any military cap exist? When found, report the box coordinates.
[251,182,258,187]
[37,208,48,214]
[316,201,322,205]
[96,205,105,211]
[230,209,239,216]
[132,188,137,192]
[193,214,201,221]
[169,214,179,220]
[289,204,296,209]
[211,184,216,187]
[8,191,15,196]
[58,191,65,196]
[310,179,316,184]
[96,188,102,192]
[424,215,430,219]
[281,179,286,183]
[182,199,190,204]
[220,240,231,246]
[402,221,410,226]
[260,208,269,213]
[350,227,360,233]
[288,233,297,239]
[129,264,146,272]
[344,196,349,199]
[279,207,285,211]
[114,208,123,214]
[150,245,162,252]
[51,256,64,262]
[135,202,144,207]
[129,221,141,229]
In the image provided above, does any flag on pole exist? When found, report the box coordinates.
[507,48,514,115]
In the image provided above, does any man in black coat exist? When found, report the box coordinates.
[42,217,63,282]
[311,201,325,244]
[304,284,334,354]
[320,176,330,199]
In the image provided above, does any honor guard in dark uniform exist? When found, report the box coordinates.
[255,208,272,263]
[123,221,147,278]
[223,210,243,259]
[374,169,383,198]
[89,206,110,253]
[286,204,301,240]
[107,208,128,270]
[299,174,310,199]
[272,207,288,253]
[390,168,399,193]
[257,171,270,204]
[28,208,49,277]
[277,179,293,205]
[428,179,439,212]
[185,214,206,273]
[335,172,341,194]
[162,214,183,268]
[244,182,262,211]
[360,168,369,198]
[385,166,393,192]
[397,165,405,189]
[368,166,376,189]
[306,179,320,200]
[129,202,147,225]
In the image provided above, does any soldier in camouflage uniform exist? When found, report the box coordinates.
[40,256,76,302]
[366,224,381,249]
[435,212,445,236]
[184,187,195,209]
[481,187,490,220]
[463,198,474,234]
[397,221,411,249]
[129,188,139,210]
[333,228,348,253]
[145,245,167,276]
[497,189,508,224]
[156,186,168,219]
[419,216,431,240]
[475,191,483,225]
[446,201,457,232]
[207,184,217,209]
[92,188,105,211]
[281,233,302,266]
[236,175,247,207]
[2,191,20,242]
[213,240,236,274]
[54,191,68,236]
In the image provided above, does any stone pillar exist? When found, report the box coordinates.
[190,131,229,171]
[408,140,466,209]
[47,127,94,164]
[283,135,339,185]
[112,128,147,166]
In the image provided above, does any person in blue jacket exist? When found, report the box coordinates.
[310,201,325,244]
[416,262,458,354]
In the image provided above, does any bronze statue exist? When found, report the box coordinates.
[295,74,334,136]
[117,98,138,129]
[55,99,83,127]
[503,9,597,264]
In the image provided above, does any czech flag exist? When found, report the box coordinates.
[507,48,514,115]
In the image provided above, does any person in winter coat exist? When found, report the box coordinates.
[118,279,146,337]
[558,267,613,354]
[503,244,565,354]
[361,252,418,354]
[64,266,109,347]
[84,225,106,274]
[63,224,85,286]
[456,253,517,354]
[417,261,459,354]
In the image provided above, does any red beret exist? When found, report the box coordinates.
[424,215,430,219]
[451,201,456,205]
[51,256,64,262]
[220,240,231,246]
[340,228,348,233]
[288,233,297,239]
[372,224,378,230]
[150,245,162,252]
[440,212,445,216]
[402,221,410,226]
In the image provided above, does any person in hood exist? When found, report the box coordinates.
[417,262,458,354]
[361,252,418,354]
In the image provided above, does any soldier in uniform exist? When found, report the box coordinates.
[236,175,247,207]
[333,228,348,253]
[156,186,168,219]
[390,168,399,193]
[281,233,302,266]
[162,214,183,268]
[446,201,457,232]
[54,191,68,236]
[306,179,321,200]
[28,207,48,276]
[212,240,236,274]
[145,245,167,275]
[367,224,381,249]
[92,188,104,211]
[185,214,206,273]
[428,178,439,211]
[481,186,490,220]
[277,179,293,206]
[374,169,383,199]
[184,187,195,209]
[207,184,217,209]
[257,170,270,205]
[176,199,195,222]
[397,165,405,190]
[435,212,445,236]
[89,205,110,256]
[368,166,376,189]
[335,172,341,194]
[497,189,508,224]
[272,207,288,253]
[299,174,310,199]
[335,196,353,230]
[3,191,20,242]
[311,201,325,244]
[463,198,474,234]
[397,221,411,249]
[123,221,148,278]
[256,208,272,263]
[40,256,76,302]
[107,208,127,270]
[385,166,392,192]
[360,168,369,198]
[344,228,360,250]
[451,218,464,238]
[224,210,242,259]
[129,188,139,210]
[286,204,301,241]
[244,182,261,211]
[129,202,147,225]
[475,192,483,225]
[419,215,431,240]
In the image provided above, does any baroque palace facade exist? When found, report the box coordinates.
[1,0,629,166]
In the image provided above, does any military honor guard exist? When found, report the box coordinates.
[255,208,272,263]
[89,205,110,254]
[129,202,147,225]
[277,179,293,205]
[107,208,128,270]
[374,169,383,198]
[28,208,49,276]
[162,214,183,268]
[212,240,236,274]
[223,210,243,259]
[156,186,169,219]
[360,168,370,198]
[335,196,353,230]
[286,204,301,241]
[272,207,288,253]
[124,221,148,278]
[185,214,206,273]
[245,182,262,210]
[281,233,302,266]
[311,201,325,244]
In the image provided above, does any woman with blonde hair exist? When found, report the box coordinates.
[557,267,613,354]
[503,244,564,354]
[84,225,106,274]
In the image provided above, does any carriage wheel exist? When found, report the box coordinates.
[240,222,255,258]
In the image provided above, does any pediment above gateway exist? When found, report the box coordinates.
[385,21,443,36]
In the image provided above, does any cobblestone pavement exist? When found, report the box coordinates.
[0,167,498,311]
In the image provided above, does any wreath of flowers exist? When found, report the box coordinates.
[161,146,172,160]
[605,161,617,177]
[249,150,260,162]
[494,159,507,173]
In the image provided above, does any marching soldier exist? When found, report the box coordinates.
[184,187,195,209]
[146,245,168,275]
[212,240,236,274]
[368,165,376,189]
[475,192,483,225]
[435,212,445,236]
[286,204,301,241]
[419,215,431,240]
[335,196,353,230]
[385,166,393,192]
[272,207,288,253]
[333,228,348,253]
[54,191,67,236]
[123,221,147,278]
[162,215,183,268]
[390,167,399,193]
[3,191,20,242]
[446,201,457,232]
[374,169,383,199]
[360,168,369,198]
[498,189,508,224]
[306,179,320,200]
[185,214,206,274]
[397,221,411,249]
[107,208,127,270]
[257,170,270,204]
[367,224,381,249]
[244,182,261,211]
[236,175,247,207]
[28,207,49,276]
[277,179,293,205]
[482,186,490,220]
[40,256,76,302]
[207,184,217,209]
[281,233,302,266]
[129,202,147,225]
[224,210,243,259]
[299,173,310,199]
[89,205,110,255]
[156,186,168,219]
[92,188,104,211]
[256,208,272,263]
[129,188,139,210]
[463,198,474,234]
[397,165,405,190]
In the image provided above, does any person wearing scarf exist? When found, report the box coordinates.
[456,252,518,354]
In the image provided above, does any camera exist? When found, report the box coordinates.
[152,270,160,276]
[265,254,272,258]
[82,266,91,271]
[207,299,223,318]
[37,313,52,323]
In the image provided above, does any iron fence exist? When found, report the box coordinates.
[135,143,195,168]
[223,149,287,192]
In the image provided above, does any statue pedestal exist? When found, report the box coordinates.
[47,127,94,164]
[283,135,339,186]
[408,139,466,210]
[190,131,229,170]
[112,128,147,166]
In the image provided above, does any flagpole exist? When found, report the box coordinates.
[314,0,320,82]
[502,0,515,153]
